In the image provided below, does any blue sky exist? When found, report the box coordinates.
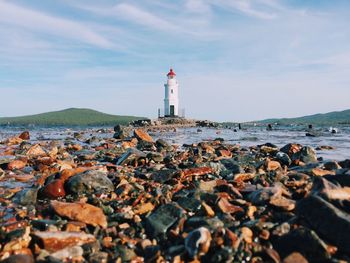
[0,0,349,121]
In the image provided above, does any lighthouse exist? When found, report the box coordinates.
[164,68,179,117]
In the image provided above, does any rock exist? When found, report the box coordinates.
[283,252,309,263]
[66,170,114,195]
[146,203,184,237]
[269,196,295,211]
[113,125,129,139]
[299,146,317,164]
[41,179,66,199]
[0,254,34,263]
[185,227,211,258]
[280,143,301,157]
[51,200,108,228]
[134,129,154,143]
[0,155,16,165]
[217,197,243,214]
[156,139,169,148]
[323,161,341,170]
[50,245,84,260]
[26,144,46,157]
[7,159,27,170]
[147,152,164,163]
[220,159,243,174]
[311,168,334,176]
[13,188,38,206]
[248,185,283,205]
[275,152,292,166]
[151,169,177,183]
[274,227,329,261]
[18,131,30,140]
[182,167,213,177]
[116,148,146,166]
[177,197,202,212]
[297,194,350,254]
[89,252,108,263]
[32,231,96,252]
[241,227,253,243]
[266,160,282,171]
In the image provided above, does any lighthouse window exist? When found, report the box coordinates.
[171,89,173,94]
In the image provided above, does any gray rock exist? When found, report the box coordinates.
[220,159,243,174]
[66,170,114,195]
[0,155,16,165]
[13,188,38,206]
[299,146,317,164]
[248,185,283,205]
[117,148,146,166]
[275,152,291,166]
[146,203,184,237]
[151,169,177,183]
[113,125,129,139]
[297,194,350,254]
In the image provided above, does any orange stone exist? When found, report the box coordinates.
[218,198,244,214]
[7,160,27,170]
[266,160,282,171]
[60,167,90,182]
[32,231,96,252]
[134,129,154,143]
[311,168,335,177]
[51,200,108,228]
[182,167,213,177]
[26,145,46,157]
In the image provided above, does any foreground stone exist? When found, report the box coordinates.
[51,200,108,228]
[32,231,96,252]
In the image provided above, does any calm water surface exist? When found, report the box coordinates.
[0,125,349,161]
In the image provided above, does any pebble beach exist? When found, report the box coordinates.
[0,125,349,262]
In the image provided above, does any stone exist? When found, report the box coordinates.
[32,231,96,252]
[151,169,177,183]
[146,203,184,237]
[182,167,213,177]
[7,159,27,170]
[217,197,244,214]
[0,155,16,165]
[18,131,30,140]
[220,159,243,174]
[274,227,329,261]
[41,179,66,199]
[156,138,169,148]
[147,152,164,163]
[66,170,114,195]
[311,168,335,177]
[26,144,46,157]
[185,227,211,258]
[266,160,282,171]
[280,143,301,157]
[50,245,84,261]
[299,146,317,164]
[283,252,309,263]
[269,196,295,211]
[51,200,108,228]
[13,188,38,206]
[248,185,283,205]
[241,227,253,243]
[113,125,129,139]
[134,129,154,143]
[89,252,108,263]
[0,254,34,263]
[116,148,146,166]
[323,161,341,170]
[297,194,350,254]
[177,197,202,212]
[275,151,292,166]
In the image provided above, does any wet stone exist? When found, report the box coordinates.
[66,170,114,195]
[13,188,38,206]
[177,197,202,212]
[146,203,184,237]
[185,227,212,258]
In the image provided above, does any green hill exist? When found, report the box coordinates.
[259,109,350,125]
[0,108,146,126]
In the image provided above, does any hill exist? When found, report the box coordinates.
[259,109,350,125]
[0,108,145,126]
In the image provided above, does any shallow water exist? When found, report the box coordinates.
[0,125,349,161]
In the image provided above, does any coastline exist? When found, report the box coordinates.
[0,126,349,262]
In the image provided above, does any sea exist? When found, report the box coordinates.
[0,125,349,161]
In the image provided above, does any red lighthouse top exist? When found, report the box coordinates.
[167,68,176,77]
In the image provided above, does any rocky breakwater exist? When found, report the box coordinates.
[0,128,349,262]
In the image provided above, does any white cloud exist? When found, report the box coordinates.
[0,1,114,49]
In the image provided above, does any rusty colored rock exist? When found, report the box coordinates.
[26,144,46,157]
[60,167,90,182]
[134,202,155,215]
[32,231,96,252]
[311,168,335,177]
[18,131,30,140]
[182,167,213,177]
[266,160,282,171]
[7,159,27,170]
[51,200,107,228]
[41,179,66,199]
[134,128,154,143]
[218,197,244,214]
[283,252,309,263]
[241,227,253,244]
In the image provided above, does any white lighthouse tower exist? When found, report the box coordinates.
[164,68,179,117]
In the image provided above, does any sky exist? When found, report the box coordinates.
[0,0,349,122]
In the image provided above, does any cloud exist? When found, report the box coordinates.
[0,1,114,49]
